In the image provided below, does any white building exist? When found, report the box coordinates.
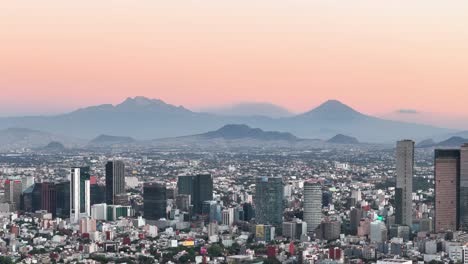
[370,221,387,243]
[303,180,322,233]
[70,167,91,223]
[91,203,107,221]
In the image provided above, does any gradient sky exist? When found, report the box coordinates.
[2,0,468,125]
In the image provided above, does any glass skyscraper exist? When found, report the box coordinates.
[177,174,213,214]
[105,160,125,205]
[254,176,284,226]
[143,182,167,220]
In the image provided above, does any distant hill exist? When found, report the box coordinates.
[416,139,436,148]
[0,96,456,143]
[436,136,468,147]
[88,134,135,147]
[416,136,468,148]
[327,134,359,144]
[0,128,81,151]
[41,141,66,151]
[202,102,293,118]
[196,124,298,141]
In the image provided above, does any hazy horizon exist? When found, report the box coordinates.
[2,1,468,129]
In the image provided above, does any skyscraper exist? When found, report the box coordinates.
[434,149,460,232]
[70,167,91,223]
[105,160,125,205]
[303,180,322,233]
[4,179,22,211]
[143,182,167,220]
[459,144,468,230]
[41,182,57,217]
[395,140,414,227]
[254,176,283,226]
[56,181,70,218]
[177,174,213,214]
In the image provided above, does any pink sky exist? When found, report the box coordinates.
[1,0,468,122]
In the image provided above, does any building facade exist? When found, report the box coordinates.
[143,182,167,220]
[254,177,284,226]
[105,160,125,205]
[434,149,460,232]
[395,140,414,227]
[70,167,91,223]
[303,180,322,233]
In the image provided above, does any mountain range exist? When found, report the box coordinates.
[416,136,468,148]
[0,96,457,143]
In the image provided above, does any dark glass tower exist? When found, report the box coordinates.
[56,182,70,218]
[105,161,125,205]
[143,182,167,220]
[177,174,213,214]
[254,176,284,226]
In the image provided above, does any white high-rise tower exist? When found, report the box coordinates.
[303,180,322,233]
[70,167,91,223]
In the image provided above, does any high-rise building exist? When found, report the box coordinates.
[350,207,362,235]
[395,140,414,227]
[434,149,460,232]
[56,182,70,218]
[282,219,307,240]
[177,174,213,214]
[70,167,91,223]
[254,176,283,226]
[143,182,167,220]
[460,144,468,230]
[105,161,125,205]
[318,220,341,241]
[303,180,322,233]
[90,184,106,205]
[41,182,57,217]
[4,179,22,211]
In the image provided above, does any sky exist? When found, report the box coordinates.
[1,1,468,128]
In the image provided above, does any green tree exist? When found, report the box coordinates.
[207,244,224,257]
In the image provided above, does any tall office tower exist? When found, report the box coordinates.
[105,161,125,205]
[4,179,22,211]
[303,180,323,233]
[193,174,213,214]
[434,149,460,232]
[31,183,43,212]
[395,140,414,227]
[460,144,468,230]
[56,182,70,218]
[90,184,106,205]
[254,177,284,226]
[41,182,57,216]
[350,207,362,235]
[70,167,91,223]
[143,182,167,220]
[177,174,213,214]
